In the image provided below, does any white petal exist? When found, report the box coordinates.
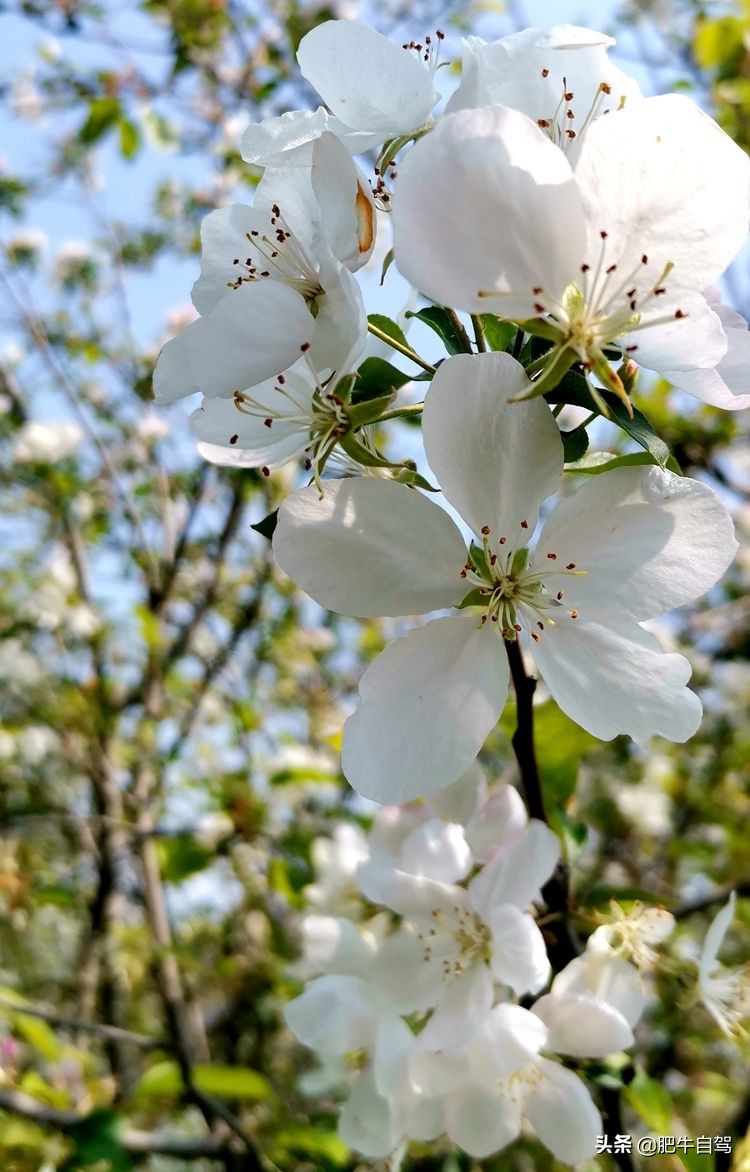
[358,860,470,920]
[241,107,334,167]
[447,25,641,146]
[422,352,563,539]
[192,205,272,316]
[418,963,494,1050]
[273,478,466,619]
[700,892,737,982]
[342,616,510,802]
[466,783,528,863]
[445,1084,521,1158]
[301,915,375,976]
[309,259,367,378]
[665,297,750,409]
[338,1070,399,1158]
[373,1016,412,1096]
[392,106,585,316]
[409,1046,471,1096]
[190,389,307,468]
[284,975,378,1054]
[297,21,436,137]
[532,992,633,1057]
[623,291,727,374]
[524,1058,602,1165]
[399,819,473,884]
[367,928,443,1014]
[487,906,551,995]
[467,1002,548,1082]
[152,282,313,405]
[535,465,737,622]
[428,761,488,826]
[469,820,560,917]
[552,952,647,1029]
[576,94,750,294]
[531,613,703,744]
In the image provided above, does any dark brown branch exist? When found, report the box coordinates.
[505,639,635,1172]
[0,1088,235,1158]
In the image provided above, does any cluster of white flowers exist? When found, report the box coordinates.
[155,18,750,1163]
[286,769,674,1164]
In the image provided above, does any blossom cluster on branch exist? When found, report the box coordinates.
[153,17,750,1167]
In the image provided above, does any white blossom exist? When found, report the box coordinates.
[274,352,737,801]
[698,892,750,1036]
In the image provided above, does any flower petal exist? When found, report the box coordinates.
[392,106,585,316]
[486,905,551,995]
[284,974,378,1054]
[338,1070,399,1158]
[531,613,703,744]
[342,616,509,802]
[535,465,737,622]
[418,963,494,1051]
[445,1084,522,1158]
[465,783,528,863]
[575,94,750,295]
[301,914,375,976]
[428,761,488,826]
[524,1058,602,1165]
[422,352,563,539]
[399,819,473,884]
[469,820,560,917]
[297,21,436,137]
[532,992,633,1057]
[467,1002,548,1081]
[274,478,467,619]
[153,282,313,405]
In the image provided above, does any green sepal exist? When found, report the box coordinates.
[329,372,358,404]
[393,466,438,491]
[468,541,492,582]
[459,587,489,609]
[346,391,396,427]
[380,247,394,286]
[339,431,395,469]
[515,345,576,400]
[514,317,564,343]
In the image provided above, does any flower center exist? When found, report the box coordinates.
[418,903,490,979]
[227,203,323,302]
[460,524,585,642]
[535,74,623,151]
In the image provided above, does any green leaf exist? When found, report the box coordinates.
[14,1012,63,1061]
[607,397,672,468]
[561,426,589,463]
[134,1060,273,1100]
[61,1110,132,1172]
[480,314,517,352]
[79,97,122,146]
[156,835,212,882]
[625,1069,672,1133]
[533,700,599,809]
[367,313,409,351]
[275,1126,350,1166]
[353,357,411,402]
[118,117,141,160]
[251,509,278,540]
[406,306,466,355]
[380,247,394,285]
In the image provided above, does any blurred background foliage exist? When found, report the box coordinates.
[1,0,750,1168]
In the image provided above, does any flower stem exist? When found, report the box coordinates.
[471,314,487,352]
[444,308,473,354]
[377,403,424,423]
[366,322,436,373]
[505,641,578,967]
[505,639,635,1172]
